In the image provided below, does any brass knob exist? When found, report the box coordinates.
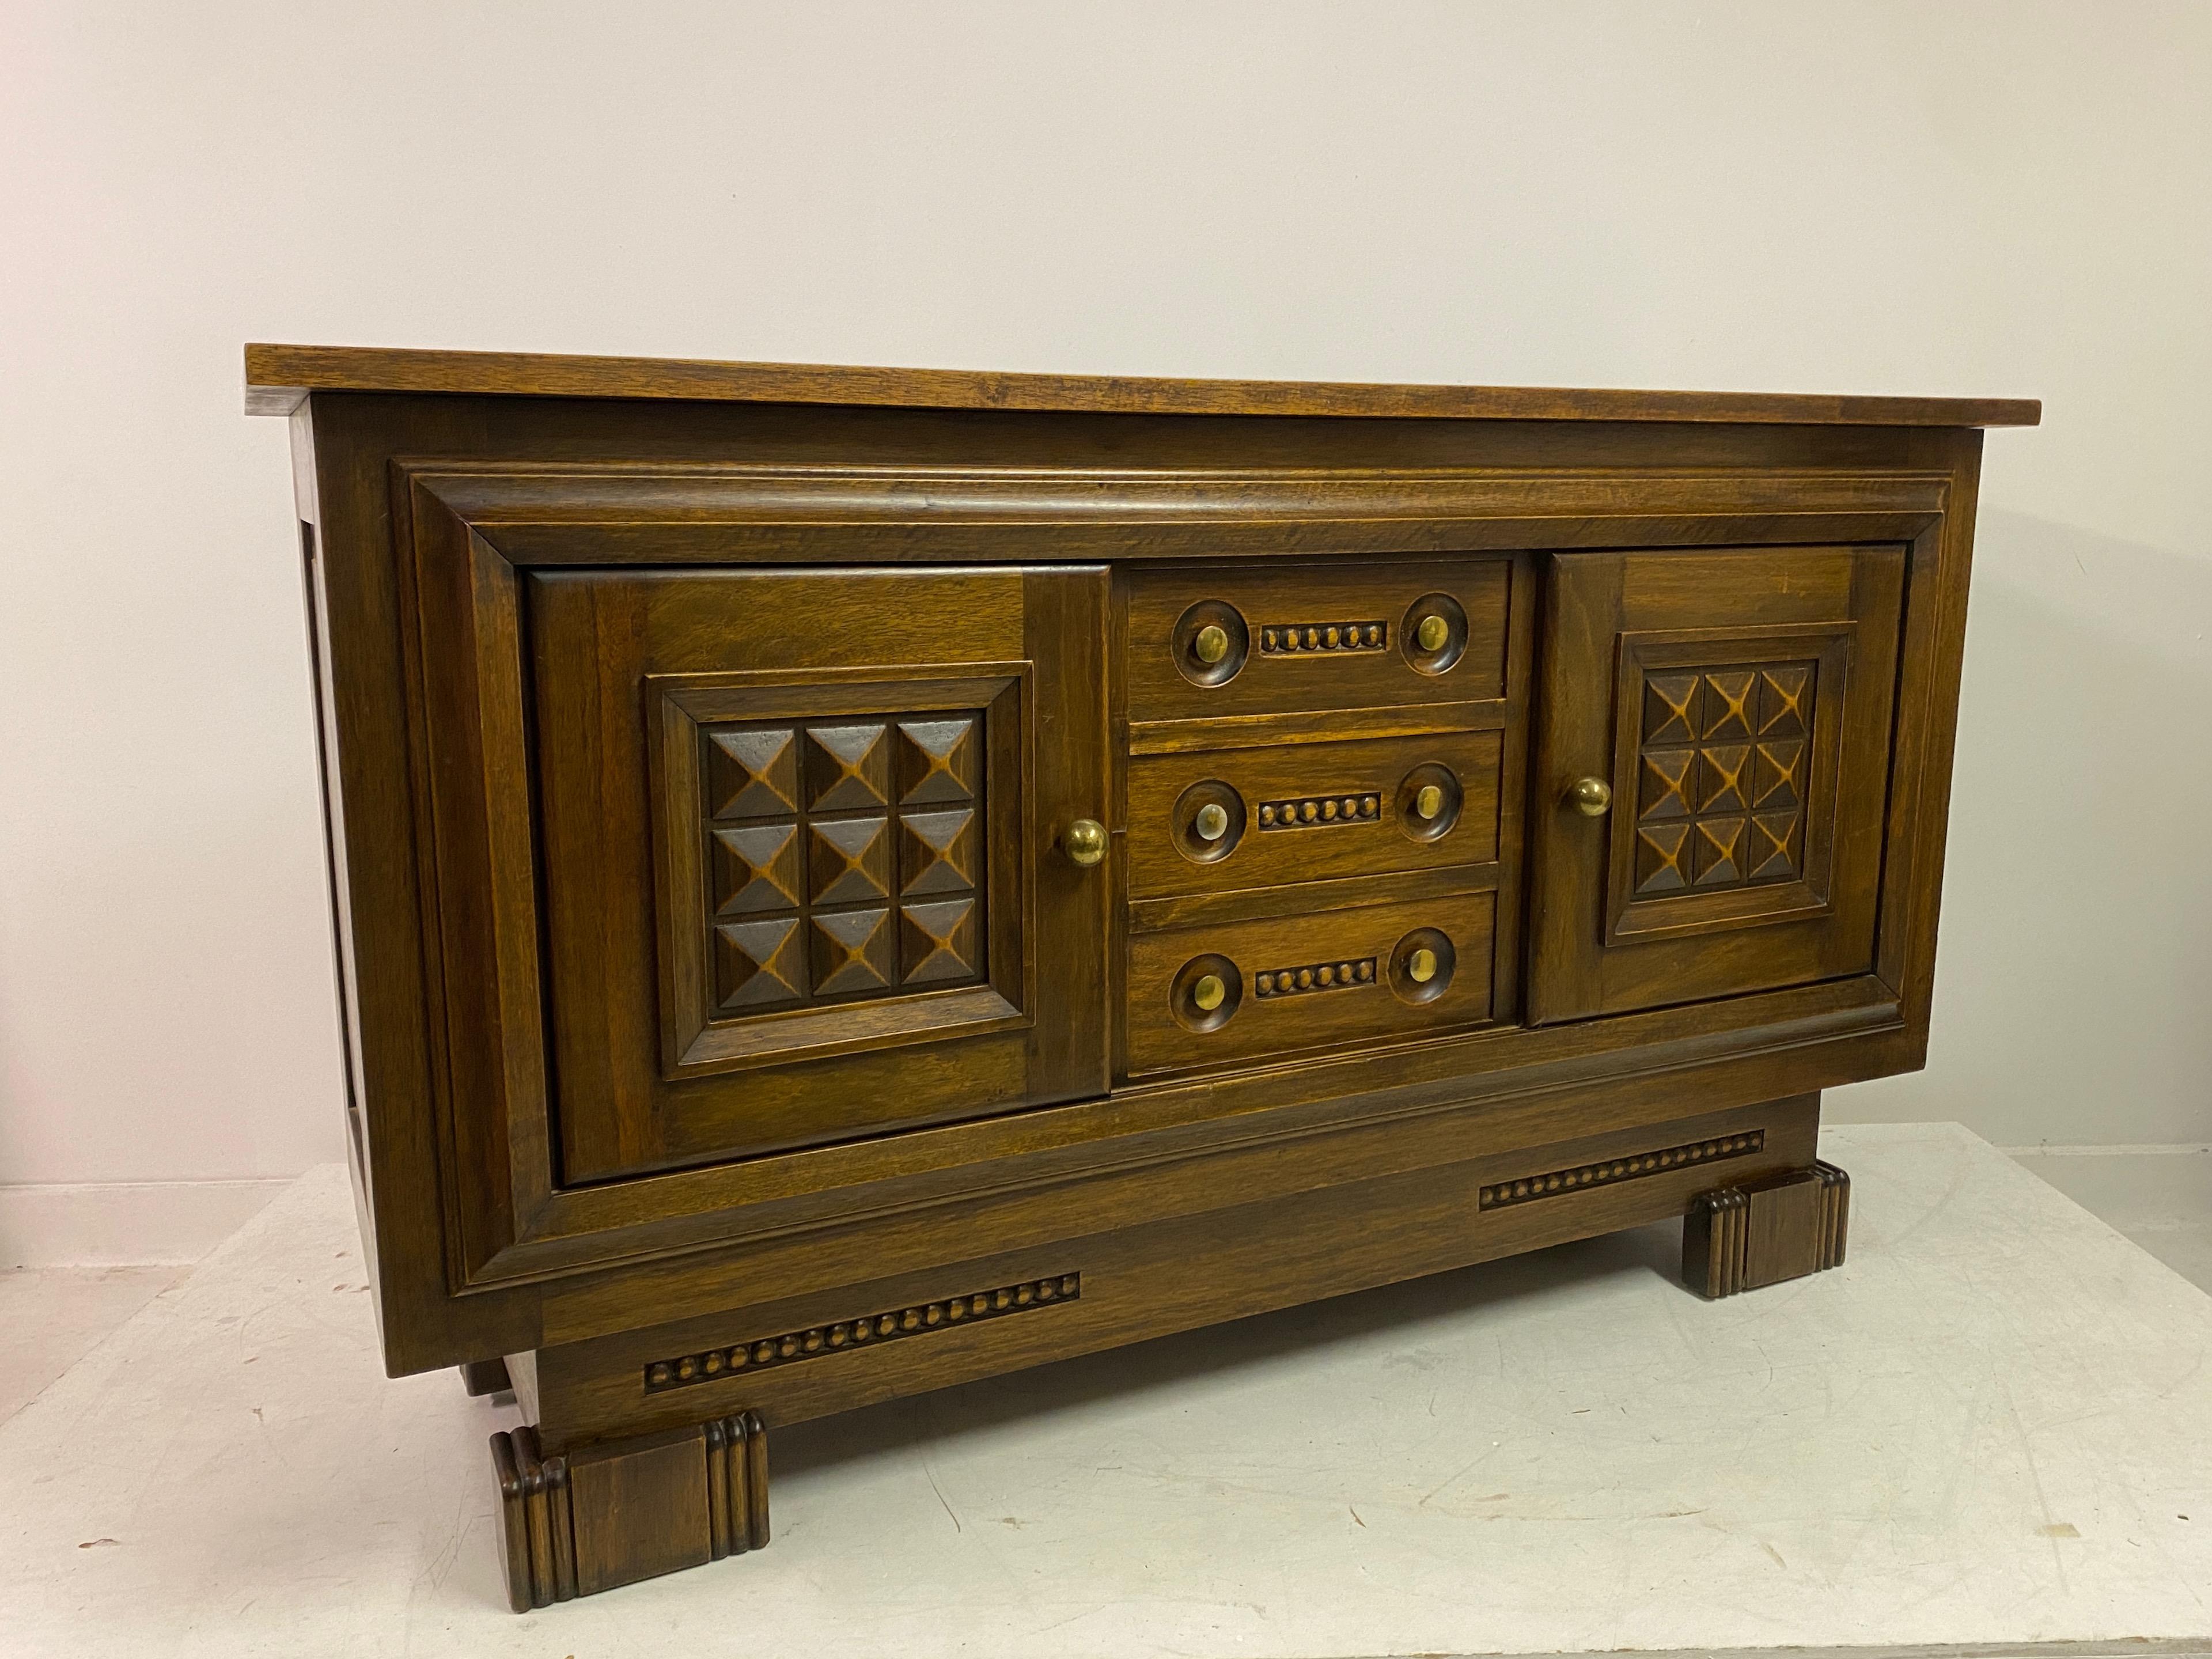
[1191,973,1226,1012]
[1193,624,1230,665]
[1407,948,1439,984]
[1415,614,1449,652]
[1566,777,1612,817]
[1194,802,1230,842]
[1414,783,1444,819]
[1062,818,1108,866]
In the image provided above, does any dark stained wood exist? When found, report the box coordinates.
[1123,887,1497,1081]
[1124,558,1509,722]
[516,564,1109,1180]
[244,342,2041,427]
[1126,728,1502,899]
[459,1357,512,1397]
[526,1096,1819,1448]
[493,1410,767,1610]
[250,346,2022,1609]
[1683,1160,1850,1297]
[1527,545,1907,1023]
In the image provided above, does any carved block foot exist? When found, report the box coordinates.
[1683,1160,1849,1298]
[491,1411,768,1611]
[460,1358,512,1397]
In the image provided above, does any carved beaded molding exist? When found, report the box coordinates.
[1478,1131,1765,1210]
[1258,792,1382,830]
[1259,620,1387,655]
[643,1273,1080,1393]
[1255,958,1376,998]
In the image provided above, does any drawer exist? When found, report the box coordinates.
[1124,888,1496,1079]
[1127,729,1501,899]
[1126,556,1510,725]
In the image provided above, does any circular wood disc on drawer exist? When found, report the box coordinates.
[1389,926,1457,1004]
[1395,762,1464,843]
[1400,592,1469,676]
[1169,953,1244,1033]
[1171,601,1250,687]
[1171,779,1248,863]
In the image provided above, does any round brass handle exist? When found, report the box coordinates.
[1194,802,1230,842]
[1062,818,1108,867]
[1567,777,1613,817]
[1191,973,1227,1012]
[1193,624,1230,665]
[1414,783,1444,819]
[1415,614,1449,652]
[1407,947,1439,984]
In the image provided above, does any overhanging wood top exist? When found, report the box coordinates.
[243,343,2041,427]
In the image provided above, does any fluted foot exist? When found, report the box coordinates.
[491,1410,768,1611]
[1683,1160,1849,1298]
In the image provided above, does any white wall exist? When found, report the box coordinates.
[3,2,2207,1252]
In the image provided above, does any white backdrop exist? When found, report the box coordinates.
[3,3,2206,1254]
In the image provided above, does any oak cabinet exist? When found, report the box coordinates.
[247,344,2034,1609]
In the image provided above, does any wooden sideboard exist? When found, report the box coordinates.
[245,344,2036,1608]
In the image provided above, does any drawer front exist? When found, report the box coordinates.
[1124,889,1496,1078]
[1127,729,1501,898]
[1126,557,1510,725]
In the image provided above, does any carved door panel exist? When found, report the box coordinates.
[1528,545,1907,1023]
[527,566,1109,1181]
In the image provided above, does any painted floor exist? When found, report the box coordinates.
[2,1123,2208,1656]
[0,1266,181,1425]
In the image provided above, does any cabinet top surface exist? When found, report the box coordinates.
[243,342,2040,428]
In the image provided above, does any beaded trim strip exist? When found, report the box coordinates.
[1254,959,1376,998]
[643,1273,1079,1392]
[1257,792,1382,830]
[1478,1131,1764,1209]
[1260,621,1387,655]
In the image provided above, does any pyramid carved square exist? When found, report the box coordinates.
[707,727,799,820]
[713,915,804,1010]
[804,724,893,812]
[808,817,892,906]
[711,823,802,916]
[900,897,980,985]
[810,907,895,997]
[895,718,979,805]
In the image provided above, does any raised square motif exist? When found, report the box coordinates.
[1759,665,1812,737]
[710,823,802,916]
[895,718,979,805]
[899,897,980,984]
[899,808,978,897]
[1698,671,1756,741]
[810,907,895,997]
[706,728,799,820]
[713,916,804,1010]
[1638,748,1694,821]
[1643,673,1698,744]
[1696,744,1749,814]
[1635,821,1691,894]
[804,724,893,812]
[808,817,892,906]
[1750,809,1802,880]
[1693,817,1747,886]
[1753,740,1805,810]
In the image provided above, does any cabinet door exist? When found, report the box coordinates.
[1528,545,1906,1023]
[527,566,1109,1181]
